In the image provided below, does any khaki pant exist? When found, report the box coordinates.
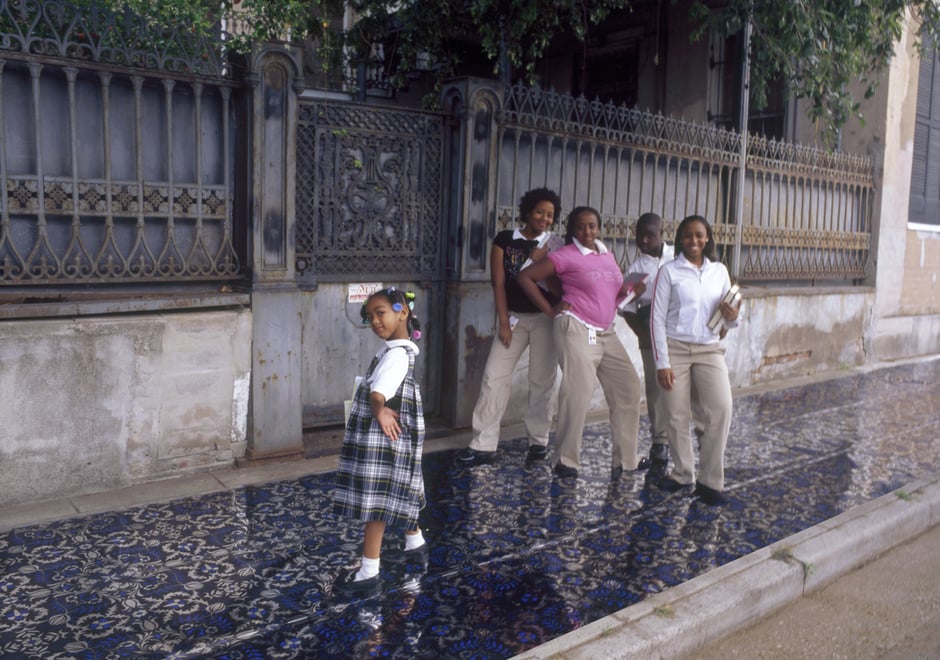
[469,312,557,451]
[642,347,704,446]
[660,338,733,490]
[553,315,642,470]
[640,347,667,445]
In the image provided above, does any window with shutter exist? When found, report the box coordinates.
[909,42,940,230]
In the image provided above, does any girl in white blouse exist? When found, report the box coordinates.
[649,215,740,505]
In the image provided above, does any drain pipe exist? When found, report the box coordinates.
[732,8,752,279]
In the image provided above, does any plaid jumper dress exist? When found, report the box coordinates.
[333,345,426,528]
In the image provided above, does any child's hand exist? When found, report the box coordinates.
[632,280,647,297]
[376,407,402,441]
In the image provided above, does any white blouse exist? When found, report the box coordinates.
[367,339,420,400]
[650,254,737,370]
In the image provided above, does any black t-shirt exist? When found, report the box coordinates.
[494,229,559,313]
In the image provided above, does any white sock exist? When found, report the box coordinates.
[354,555,379,581]
[405,529,425,550]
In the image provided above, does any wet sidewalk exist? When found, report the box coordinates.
[1,358,939,658]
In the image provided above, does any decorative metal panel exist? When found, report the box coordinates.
[295,100,444,281]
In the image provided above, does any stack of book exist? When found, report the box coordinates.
[707,284,742,331]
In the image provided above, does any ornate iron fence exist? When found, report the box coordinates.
[740,135,873,281]
[495,83,874,282]
[0,0,240,286]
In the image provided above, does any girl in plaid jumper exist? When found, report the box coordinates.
[332,288,426,597]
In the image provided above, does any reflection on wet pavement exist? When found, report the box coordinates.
[1,361,938,658]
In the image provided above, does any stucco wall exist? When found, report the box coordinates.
[0,309,252,507]
[858,15,940,361]
[722,289,874,387]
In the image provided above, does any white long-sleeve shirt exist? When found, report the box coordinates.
[650,254,737,370]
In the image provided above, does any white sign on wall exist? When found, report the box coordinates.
[347,282,383,304]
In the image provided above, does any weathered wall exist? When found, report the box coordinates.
[0,309,252,507]
[298,282,435,428]
[858,15,940,361]
[722,289,874,387]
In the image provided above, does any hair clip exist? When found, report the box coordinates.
[411,329,422,341]
[392,302,403,312]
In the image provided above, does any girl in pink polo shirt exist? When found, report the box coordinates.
[517,206,643,480]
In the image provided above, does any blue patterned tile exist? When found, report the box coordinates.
[1,361,938,658]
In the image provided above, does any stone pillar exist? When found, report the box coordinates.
[438,79,505,427]
[246,45,304,460]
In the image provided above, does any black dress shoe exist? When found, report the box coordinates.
[553,463,578,479]
[694,482,728,506]
[649,443,669,466]
[610,465,623,480]
[637,457,653,470]
[526,444,550,461]
[383,542,429,567]
[333,571,383,598]
[658,476,690,492]
[455,447,496,466]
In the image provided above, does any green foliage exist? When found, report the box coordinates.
[771,546,795,562]
[692,0,940,145]
[466,0,630,80]
[62,0,940,142]
[653,605,676,618]
[349,0,940,142]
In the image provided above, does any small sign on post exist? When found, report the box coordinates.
[347,282,383,304]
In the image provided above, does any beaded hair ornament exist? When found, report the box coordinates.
[360,287,422,341]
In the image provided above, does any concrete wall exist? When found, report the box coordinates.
[0,309,252,507]
[0,285,882,510]
[724,289,874,387]
[852,15,940,362]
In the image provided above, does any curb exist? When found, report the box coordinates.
[514,473,940,659]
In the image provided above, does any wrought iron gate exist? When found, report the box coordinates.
[294,96,447,424]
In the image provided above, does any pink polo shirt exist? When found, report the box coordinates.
[548,241,625,329]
